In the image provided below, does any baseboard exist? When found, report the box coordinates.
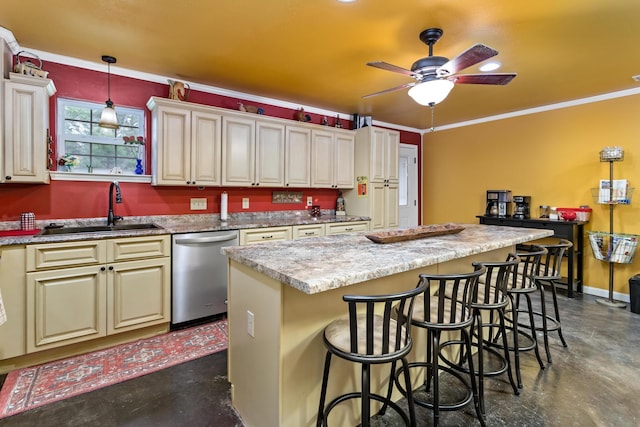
[582,285,630,302]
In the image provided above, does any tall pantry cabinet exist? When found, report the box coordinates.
[343,126,400,230]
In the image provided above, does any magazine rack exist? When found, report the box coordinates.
[590,147,635,308]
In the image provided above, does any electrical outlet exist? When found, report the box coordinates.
[307,196,313,206]
[242,198,250,209]
[247,310,255,337]
[190,198,207,210]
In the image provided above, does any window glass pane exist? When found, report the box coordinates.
[57,98,145,175]
[399,157,408,206]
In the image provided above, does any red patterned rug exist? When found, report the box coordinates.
[0,319,228,419]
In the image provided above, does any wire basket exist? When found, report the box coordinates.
[588,231,638,264]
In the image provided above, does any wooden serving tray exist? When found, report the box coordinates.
[365,223,465,244]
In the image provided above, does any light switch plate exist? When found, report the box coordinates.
[242,198,250,209]
[190,198,207,210]
[307,196,313,206]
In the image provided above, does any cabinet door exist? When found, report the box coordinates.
[191,110,222,186]
[222,116,256,186]
[311,129,334,188]
[386,130,400,182]
[292,224,324,239]
[325,221,370,235]
[370,128,387,182]
[107,258,171,334]
[334,132,355,188]
[154,106,191,185]
[285,126,311,187]
[26,266,107,353]
[3,80,50,183]
[239,226,292,245]
[370,181,387,230]
[385,182,400,228]
[255,120,285,187]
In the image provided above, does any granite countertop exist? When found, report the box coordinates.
[0,212,370,247]
[222,224,554,295]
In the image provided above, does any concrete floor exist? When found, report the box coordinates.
[1,293,639,426]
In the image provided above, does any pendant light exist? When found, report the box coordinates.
[99,55,119,129]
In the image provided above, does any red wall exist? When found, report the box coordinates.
[0,59,421,222]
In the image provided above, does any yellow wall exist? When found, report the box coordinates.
[422,94,640,295]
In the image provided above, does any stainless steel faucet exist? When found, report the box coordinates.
[107,181,123,226]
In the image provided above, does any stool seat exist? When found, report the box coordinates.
[324,315,406,357]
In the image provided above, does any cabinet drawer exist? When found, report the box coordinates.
[108,235,171,262]
[292,224,325,239]
[240,227,292,245]
[27,241,106,271]
[325,221,369,235]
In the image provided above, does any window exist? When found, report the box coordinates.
[57,98,146,174]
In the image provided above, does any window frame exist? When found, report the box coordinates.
[56,98,146,175]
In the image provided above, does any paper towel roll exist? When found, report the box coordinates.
[220,192,228,221]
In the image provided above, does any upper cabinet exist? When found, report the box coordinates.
[3,73,56,184]
[370,127,399,183]
[147,97,222,186]
[310,128,355,189]
[221,114,285,187]
[147,97,360,189]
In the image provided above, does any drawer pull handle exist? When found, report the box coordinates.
[262,235,273,239]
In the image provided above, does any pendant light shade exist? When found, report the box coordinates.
[407,79,455,106]
[99,55,119,129]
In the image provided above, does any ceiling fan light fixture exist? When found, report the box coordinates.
[99,55,119,129]
[408,79,455,106]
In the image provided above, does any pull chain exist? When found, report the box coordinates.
[428,103,436,132]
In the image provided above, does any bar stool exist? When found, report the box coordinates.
[394,267,486,427]
[316,280,427,427]
[507,244,547,388]
[439,256,521,414]
[527,239,572,363]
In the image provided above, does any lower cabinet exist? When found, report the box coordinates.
[25,236,171,353]
[240,221,369,245]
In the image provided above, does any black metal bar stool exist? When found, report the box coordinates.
[506,244,547,388]
[526,239,573,363]
[394,267,486,427]
[316,280,427,427]
[439,255,521,414]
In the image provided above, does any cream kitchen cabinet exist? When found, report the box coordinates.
[147,97,222,186]
[284,125,311,187]
[324,221,369,235]
[239,226,292,245]
[292,223,324,239]
[310,128,355,189]
[342,126,400,230]
[25,235,171,353]
[222,115,285,187]
[3,73,56,184]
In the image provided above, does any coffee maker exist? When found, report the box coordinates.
[485,190,512,217]
[513,195,531,219]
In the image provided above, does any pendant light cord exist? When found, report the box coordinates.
[428,103,436,133]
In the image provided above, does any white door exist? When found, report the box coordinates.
[398,144,419,228]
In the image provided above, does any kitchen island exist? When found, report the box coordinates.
[222,224,553,427]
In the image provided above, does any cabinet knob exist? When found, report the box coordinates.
[100,266,106,271]
[5,176,11,180]
[108,266,114,271]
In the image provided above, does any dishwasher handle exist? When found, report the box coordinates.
[175,232,238,245]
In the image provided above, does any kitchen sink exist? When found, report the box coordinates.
[39,223,163,236]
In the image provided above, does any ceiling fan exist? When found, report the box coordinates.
[364,28,516,106]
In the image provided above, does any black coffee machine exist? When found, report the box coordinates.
[485,190,512,217]
[513,196,531,219]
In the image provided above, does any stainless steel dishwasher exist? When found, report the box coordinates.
[171,230,239,325]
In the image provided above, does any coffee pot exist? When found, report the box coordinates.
[168,80,191,101]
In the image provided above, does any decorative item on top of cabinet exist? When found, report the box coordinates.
[3,73,56,184]
[167,79,190,101]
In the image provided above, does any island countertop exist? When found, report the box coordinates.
[222,223,553,294]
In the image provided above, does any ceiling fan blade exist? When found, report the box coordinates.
[366,61,416,77]
[438,44,499,76]
[362,82,416,98]
[448,73,516,85]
